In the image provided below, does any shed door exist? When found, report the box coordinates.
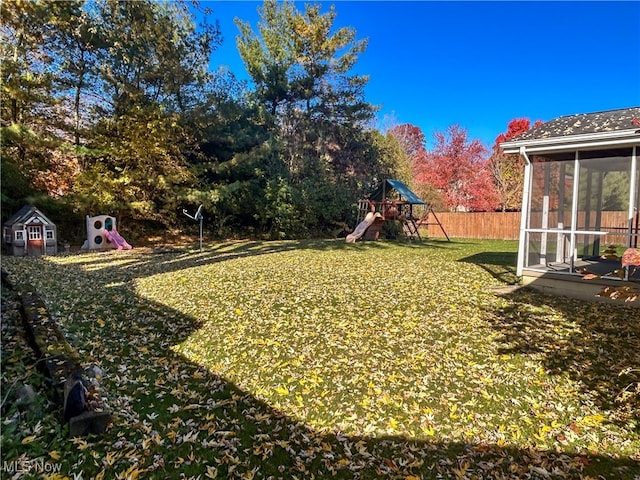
[27,224,44,256]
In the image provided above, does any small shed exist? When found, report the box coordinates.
[3,205,58,256]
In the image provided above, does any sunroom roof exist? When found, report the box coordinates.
[501,107,640,153]
[514,107,640,141]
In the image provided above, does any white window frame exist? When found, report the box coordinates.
[27,225,42,241]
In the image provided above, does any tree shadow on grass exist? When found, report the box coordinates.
[58,237,464,285]
[458,251,519,285]
[2,245,638,479]
[488,287,640,433]
[460,248,638,431]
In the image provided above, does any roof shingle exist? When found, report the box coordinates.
[511,107,640,141]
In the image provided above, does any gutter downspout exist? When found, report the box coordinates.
[517,146,532,277]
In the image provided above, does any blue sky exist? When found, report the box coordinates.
[198,1,640,148]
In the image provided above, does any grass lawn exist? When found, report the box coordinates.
[1,238,638,479]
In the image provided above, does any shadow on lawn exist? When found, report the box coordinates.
[2,244,638,479]
[459,251,519,285]
[489,287,640,432]
[59,237,461,283]
[460,249,639,431]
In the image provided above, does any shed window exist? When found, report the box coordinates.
[27,226,41,240]
[46,230,54,240]
[15,231,24,241]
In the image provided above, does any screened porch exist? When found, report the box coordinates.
[500,107,640,303]
[521,147,639,282]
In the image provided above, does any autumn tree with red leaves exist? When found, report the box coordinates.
[388,124,427,166]
[387,123,445,209]
[414,125,498,212]
[488,117,543,211]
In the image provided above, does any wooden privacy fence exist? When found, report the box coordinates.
[424,212,521,239]
[424,211,631,240]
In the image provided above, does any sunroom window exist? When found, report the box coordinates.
[523,147,637,279]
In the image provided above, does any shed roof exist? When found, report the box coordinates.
[368,179,426,205]
[501,107,640,154]
[4,205,55,227]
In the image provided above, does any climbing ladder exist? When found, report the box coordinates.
[401,216,421,241]
[394,203,424,242]
[356,200,372,223]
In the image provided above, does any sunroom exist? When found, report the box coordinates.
[500,107,640,303]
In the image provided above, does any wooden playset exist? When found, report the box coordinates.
[346,179,448,242]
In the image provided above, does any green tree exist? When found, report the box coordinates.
[236,0,386,236]
[92,0,220,116]
[236,1,295,118]
[189,92,283,238]
[1,0,84,219]
[372,130,412,187]
[1,0,224,236]
[76,104,194,225]
[72,0,221,228]
[1,0,55,126]
[47,0,102,145]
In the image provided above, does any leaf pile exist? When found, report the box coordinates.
[2,239,638,479]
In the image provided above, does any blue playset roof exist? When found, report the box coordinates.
[368,179,425,205]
